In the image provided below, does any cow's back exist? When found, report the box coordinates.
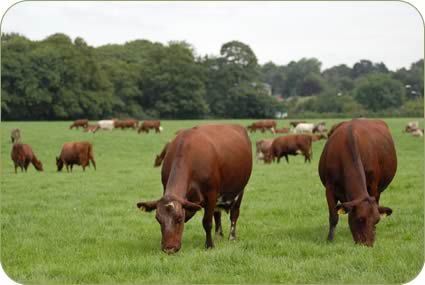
[162,125,252,196]
[61,142,90,161]
[319,119,396,195]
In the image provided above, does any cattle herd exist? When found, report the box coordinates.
[8,118,422,253]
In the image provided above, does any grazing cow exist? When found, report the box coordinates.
[84,125,99,133]
[275,127,290,134]
[265,134,312,163]
[154,142,170,167]
[246,120,276,133]
[411,129,424,137]
[255,139,273,162]
[318,119,396,246]
[403,121,420,133]
[69,119,89,130]
[264,135,313,163]
[137,124,252,253]
[56,141,96,172]
[114,119,139,130]
[289,121,306,128]
[294,123,315,134]
[11,144,43,173]
[11,128,21,144]
[138,120,162,133]
[97,120,115,131]
[311,133,327,142]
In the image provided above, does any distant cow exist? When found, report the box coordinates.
[294,123,315,134]
[246,120,276,133]
[265,134,312,163]
[11,128,21,144]
[114,119,139,130]
[137,124,252,253]
[138,120,162,133]
[275,127,290,134]
[255,139,273,162]
[154,142,170,167]
[403,121,420,133]
[84,125,99,133]
[69,119,88,130]
[56,141,96,172]
[289,121,306,128]
[319,119,396,246]
[11,143,43,173]
[97,120,115,131]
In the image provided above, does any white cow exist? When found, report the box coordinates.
[294,123,315,134]
[97,120,115,131]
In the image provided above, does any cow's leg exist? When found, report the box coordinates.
[66,164,69,172]
[24,162,29,172]
[70,164,74,172]
[229,191,244,241]
[326,185,339,241]
[284,154,289,163]
[14,163,18,174]
[214,210,223,239]
[203,192,217,249]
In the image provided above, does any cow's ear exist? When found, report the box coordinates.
[336,203,353,215]
[182,200,202,212]
[378,206,393,218]
[137,200,158,212]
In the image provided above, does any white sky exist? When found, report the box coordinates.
[1,1,423,70]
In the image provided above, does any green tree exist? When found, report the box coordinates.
[354,74,405,111]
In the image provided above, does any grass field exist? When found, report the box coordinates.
[1,118,423,284]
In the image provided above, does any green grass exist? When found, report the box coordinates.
[1,118,423,284]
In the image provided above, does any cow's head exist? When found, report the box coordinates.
[336,196,392,246]
[56,157,64,171]
[137,195,202,254]
[33,159,43,171]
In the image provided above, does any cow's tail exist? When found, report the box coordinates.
[347,124,367,187]
[88,143,96,170]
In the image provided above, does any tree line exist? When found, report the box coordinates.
[1,32,423,120]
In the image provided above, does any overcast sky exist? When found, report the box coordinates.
[1,1,423,70]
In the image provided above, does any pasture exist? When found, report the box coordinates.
[1,118,423,284]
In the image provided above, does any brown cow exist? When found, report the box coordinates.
[289,121,306,128]
[84,124,99,133]
[69,119,88,130]
[255,139,273,162]
[138,120,162,133]
[265,134,312,163]
[137,124,252,253]
[11,144,43,173]
[114,119,139,130]
[246,120,276,133]
[318,119,396,246]
[56,141,96,172]
[275,127,290,134]
[11,128,21,144]
[154,142,170,167]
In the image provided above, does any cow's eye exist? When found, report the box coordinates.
[175,217,183,224]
